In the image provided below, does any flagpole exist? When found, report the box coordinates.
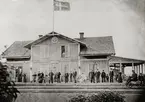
[52,0,55,33]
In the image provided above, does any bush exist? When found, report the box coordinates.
[69,94,87,102]
[69,92,125,102]
[0,62,19,102]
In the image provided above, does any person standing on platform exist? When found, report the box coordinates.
[41,72,44,83]
[57,72,61,83]
[101,70,106,83]
[30,68,33,83]
[89,70,95,83]
[138,73,144,85]
[23,73,27,83]
[32,72,37,82]
[89,71,91,82]
[37,71,41,83]
[70,71,73,82]
[10,66,16,82]
[118,72,123,83]
[54,72,57,82]
[106,74,109,82]
[49,71,54,84]
[115,72,119,82]
[95,69,100,83]
[92,71,95,83]
[95,69,97,83]
[109,69,114,83]
[65,72,69,83]
[73,70,77,83]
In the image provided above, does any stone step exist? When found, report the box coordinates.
[16,85,141,89]
[15,82,125,86]
[17,88,143,94]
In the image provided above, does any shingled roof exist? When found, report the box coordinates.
[75,36,115,55]
[2,41,32,59]
[109,56,145,64]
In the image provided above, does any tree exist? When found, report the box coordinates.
[0,62,19,102]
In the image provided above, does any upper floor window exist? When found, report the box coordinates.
[40,45,49,58]
[61,45,69,58]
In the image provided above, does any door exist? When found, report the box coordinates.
[40,64,49,75]
[50,62,60,74]
[61,62,69,75]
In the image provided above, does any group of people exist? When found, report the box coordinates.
[8,69,27,82]
[31,70,78,84]
[89,69,123,83]
[30,68,125,84]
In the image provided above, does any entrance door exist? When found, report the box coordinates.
[50,62,60,74]
[61,62,69,75]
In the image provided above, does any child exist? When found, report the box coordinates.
[106,74,109,82]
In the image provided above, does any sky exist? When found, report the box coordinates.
[0,0,145,60]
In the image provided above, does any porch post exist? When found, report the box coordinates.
[134,66,136,73]
[78,44,81,75]
[120,62,122,72]
[122,66,125,74]
[107,59,109,74]
[138,65,140,74]
[144,63,145,74]
[136,65,138,75]
[132,62,134,71]
[141,64,143,74]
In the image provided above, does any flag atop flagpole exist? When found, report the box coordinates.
[52,0,70,33]
[54,0,70,11]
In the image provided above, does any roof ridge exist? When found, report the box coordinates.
[75,36,113,39]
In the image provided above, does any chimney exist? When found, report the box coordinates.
[79,32,84,39]
[38,35,43,38]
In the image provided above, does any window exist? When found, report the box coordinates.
[61,46,65,58]
[40,45,49,58]
[61,45,69,58]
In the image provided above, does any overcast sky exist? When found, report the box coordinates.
[0,0,145,60]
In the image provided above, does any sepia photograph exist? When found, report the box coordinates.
[0,0,145,102]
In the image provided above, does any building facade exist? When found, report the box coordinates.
[1,32,115,81]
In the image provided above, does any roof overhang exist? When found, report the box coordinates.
[3,56,30,59]
[109,56,145,65]
[80,53,115,56]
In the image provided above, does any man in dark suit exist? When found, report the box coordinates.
[38,71,41,83]
[109,69,114,83]
[89,70,95,83]
[57,72,61,83]
[65,72,69,83]
[101,70,106,83]
[73,70,77,83]
[49,71,54,84]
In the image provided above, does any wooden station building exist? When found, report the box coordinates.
[1,32,145,81]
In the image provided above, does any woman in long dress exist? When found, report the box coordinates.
[78,73,87,83]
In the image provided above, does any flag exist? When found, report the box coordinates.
[54,0,70,11]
